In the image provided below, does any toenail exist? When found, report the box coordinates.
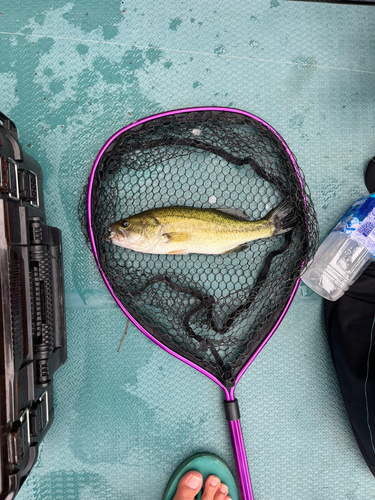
[220,484,228,494]
[210,476,220,487]
[187,474,202,489]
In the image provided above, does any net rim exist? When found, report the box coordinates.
[87,106,308,398]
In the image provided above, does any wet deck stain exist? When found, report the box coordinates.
[169,17,182,31]
[214,44,225,55]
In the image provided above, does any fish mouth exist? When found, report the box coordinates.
[104,231,114,242]
[105,225,125,242]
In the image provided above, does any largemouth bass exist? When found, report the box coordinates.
[107,201,295,255]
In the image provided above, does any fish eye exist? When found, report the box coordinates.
[121,220,130,228]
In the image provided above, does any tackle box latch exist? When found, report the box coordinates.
[7,408,31,466]
[30,391,49,437]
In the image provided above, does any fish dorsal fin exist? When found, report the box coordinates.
[163,232,191,243]
[216,208,250,221]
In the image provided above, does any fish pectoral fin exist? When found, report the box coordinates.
[221,244,249,255]
[163,232,191,243]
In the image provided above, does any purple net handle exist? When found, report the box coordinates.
[225,400,254,500]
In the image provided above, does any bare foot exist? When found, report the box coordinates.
[172,471,232,500]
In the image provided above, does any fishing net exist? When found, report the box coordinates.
[87,108,318,389]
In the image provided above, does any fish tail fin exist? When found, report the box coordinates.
[266,200,296,236]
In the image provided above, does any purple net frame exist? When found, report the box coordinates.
[87,107,307,500]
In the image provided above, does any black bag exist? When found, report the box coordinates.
[325,261,375,476]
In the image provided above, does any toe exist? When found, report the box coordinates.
[201,475,221,500]
[213,483,229,500]
[172,471,203,500]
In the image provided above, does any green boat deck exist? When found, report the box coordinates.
[1,1,375,498]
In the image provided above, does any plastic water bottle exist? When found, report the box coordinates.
[302,194,375,301]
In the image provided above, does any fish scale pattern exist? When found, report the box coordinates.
[89,109,318,387]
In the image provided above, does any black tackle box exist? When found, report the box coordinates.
[0,112,67,500]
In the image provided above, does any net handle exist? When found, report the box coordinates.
[225,399,254,500]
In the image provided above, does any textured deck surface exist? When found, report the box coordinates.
[1,1,375,499]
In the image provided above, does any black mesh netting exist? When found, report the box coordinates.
[86,109,319,388]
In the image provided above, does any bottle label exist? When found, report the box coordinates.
[333,194,375,256]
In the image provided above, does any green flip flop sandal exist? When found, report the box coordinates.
[162,453,239,500]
